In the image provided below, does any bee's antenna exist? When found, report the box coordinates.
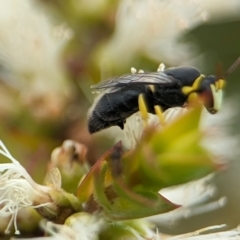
[223,56,240,78]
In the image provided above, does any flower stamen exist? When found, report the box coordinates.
[0,140,52,234]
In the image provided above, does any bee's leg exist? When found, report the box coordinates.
[138,93,148,126]
[154,105,166,126]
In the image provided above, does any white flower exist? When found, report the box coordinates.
[98,0,240,74]
[104,106,186,150]
[0,0,72,118]
[166,225,240,239]
[200,102,238,162]
[12,221,74,240]
[0,141,52,234]
[15,213,106,240]
[65,212,106,240]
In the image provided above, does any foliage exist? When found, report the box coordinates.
[77,106,217,222]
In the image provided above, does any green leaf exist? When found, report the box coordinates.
[93,161,112,210]
[123,107,216,189]
[104,178,178,219]
[77,106,217,220]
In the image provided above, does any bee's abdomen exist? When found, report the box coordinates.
[88,86,149,133]
[88,110,110,134]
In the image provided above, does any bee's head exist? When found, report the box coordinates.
[198,75,225,114]
[181,56,240,114]
[181,74,225,114]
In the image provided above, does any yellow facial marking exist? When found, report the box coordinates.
[210,84,223,112]
[182,86,193,95]
[182,74,205,95]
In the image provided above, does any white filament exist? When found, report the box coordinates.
[0,140,50,234]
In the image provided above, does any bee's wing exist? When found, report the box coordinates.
[91,72,175,92]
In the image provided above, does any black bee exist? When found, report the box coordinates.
[88,58,240,134]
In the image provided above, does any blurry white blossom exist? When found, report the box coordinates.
[64,212,106,240]
[157,174,226,223]
[105,108,186,150]
[0,140,53,234]
[166,225,240,240]
[16,213,156,240]
[65,214,156,240]
[0,0,73,118]
[98,0,240,74]
[200,102,238,162]
[13,221,75,240]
